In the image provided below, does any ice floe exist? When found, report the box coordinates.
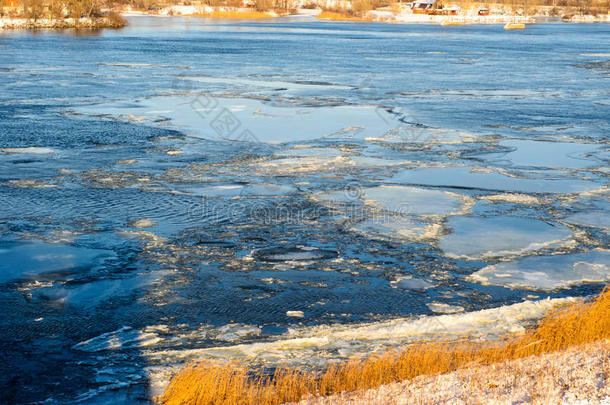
[0,147,55,154]
[438,216,573,260]
[427,302,465,314]
[390,276,435,290]
[28,271,168,307]
[479,193,548,205]
[360,186,466,216]
[286,310,305,318]
[75,95,399,144]
[3,179,57,188]
[215,324,261,341]
[390,166,598,194]
[563,211,610,229]
[467,251,610,291]
[493,139,601,169]
[129,218,157,228]
[352,217,442,242]
[0,242,115,284]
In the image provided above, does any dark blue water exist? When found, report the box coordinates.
[0,16,608,403]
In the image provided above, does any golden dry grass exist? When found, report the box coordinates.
[315,11,378,21]
[159,286,610,405]
[185,10,274,19]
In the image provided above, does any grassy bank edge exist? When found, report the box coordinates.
[159,285,610,405]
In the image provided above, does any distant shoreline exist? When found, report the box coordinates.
[123,7,610,23]
[0,7,608,30]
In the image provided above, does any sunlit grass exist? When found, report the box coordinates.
[159,286,610,405]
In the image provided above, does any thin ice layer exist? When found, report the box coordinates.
[352,217,442,242]
[495,139,601,169]
[467,251,610,291]
[76,95,399,144]
[438,216,572,260]
[390,167,598,194]
[563,212,610,229]
[0,242,115,284]
[361,186,465,216]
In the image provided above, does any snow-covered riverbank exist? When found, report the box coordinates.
[0,15,126,29]
[297,340,610,405]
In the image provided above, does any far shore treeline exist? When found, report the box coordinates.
[2,0,609,22]
[0,0,129,26]
[0,0,294,22]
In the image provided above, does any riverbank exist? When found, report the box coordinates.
[298,339,610,404]
[159,287,610,404]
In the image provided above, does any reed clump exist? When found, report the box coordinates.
[160,286,610,405]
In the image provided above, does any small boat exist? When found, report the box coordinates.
[504,22,525,29]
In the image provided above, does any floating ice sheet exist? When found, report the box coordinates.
[215,324,261,342]
[352,217,442,242]
[480,193,547,205]
[438,216,572,260]
[467,251,610,291]
[391,276,435,290]
[563,211,610,229]
[0,147,55,154]
[427,302,464,314]
[493,139,601,169]
[29,271,168,307]
[0,242,115,284]
[76,95,399,144]
[361,186,465,216]
[390,166,599,194]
